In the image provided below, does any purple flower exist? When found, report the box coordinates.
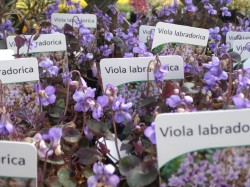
[158,5,176,17]
[166,95,193,108]
[245,179,250,187]
[207,164,221,176]
[34,133,53,158]
[112,96,132,123]
[185,0,197,13]
[209,27,221,41]
[0,113,14,136]
[39,58,59,77]
[88,163,119,187]
[124,52,134,58]
[45,2,60,19]
[79,25,95,46]
[246,43,250,52]
[221,24,230,36]
[204,3,217,15]
[84,126,93,141]
[97,95,109,108]
[232,93,250,108]
[62,73,72,84]
[221,7,231,17]
[79,26,91,35]
[104,31,114,42]
[234,155,248,169]
[226,169,240,181]
[193,172,207,185]
[42,127,62,149]
[35,84,56,106]
[133,42,153,57]
[73,87,96,112]
[108,4,116,15]
[100,45,113,57]
[154,64,169,83]
[91,103,103,120]
[0,19,15,34]
[238,73,250,89]
[117,12,126,24]
[34,127,62,158]
[203,57,228,80]
[105,84,118,101]
[144,122,156,144]
[220,0,231,4]
[168,175,185,186]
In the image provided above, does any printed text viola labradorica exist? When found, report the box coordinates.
[158,28,206,40]
[160,122,250,137]
[105,65,179,74]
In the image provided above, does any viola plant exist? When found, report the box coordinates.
[0,0,250,186]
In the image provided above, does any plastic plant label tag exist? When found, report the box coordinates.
[6,33,67,54]
[100,55,184,91]
[226,31,250,49]
[233,39,250,65]
[0,141,37,187]
[139,25,155,43]
[152,22,209,50]
[51,13,97,28]
[0,58,39,84]
[155,109,250,184]
[0,49,14,60]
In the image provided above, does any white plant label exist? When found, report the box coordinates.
[51,13,97,28]
[226,31,250,49]
[233,39,250,63]
[0,58,39,84]
[0,141,37,186]
[0,49,14,60]
[139,25,155,43]
[7,33,67,54]
[152,22,209,50]
[100,55,184,90]
[155,109,250,168]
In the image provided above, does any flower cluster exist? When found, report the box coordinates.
[88,163,119,187]
[1,0,250,187]
[165,148,250,186]
[33,127,62,158]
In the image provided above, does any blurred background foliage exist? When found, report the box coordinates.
[0,0,249,34]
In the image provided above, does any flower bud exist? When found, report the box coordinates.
[54,145,63,156]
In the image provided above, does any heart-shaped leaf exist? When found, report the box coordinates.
[77,147,102,166]
[14,35,26,49]
[62,127,81,143]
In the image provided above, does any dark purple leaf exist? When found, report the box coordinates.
[77,147,102,166]
[14,35,25,49]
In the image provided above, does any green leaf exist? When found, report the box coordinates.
[119,155,140,176]
[57,167,77,187]
[136,97,156,108]
[46,156,65,165]
[77,147,102,166]
[228,51,241,64]
[123,124,132,135]
[49,176,63,187]
[127,165,158,187]
[152,44,165,54]
[50,98,65,118]
[83,168,94,178]
[87,119,112,138]
[62,127,81,143]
